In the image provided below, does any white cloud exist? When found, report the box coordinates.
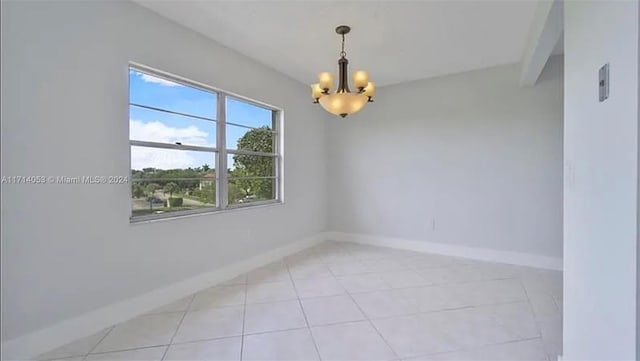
[131,146,203,170]
[130,120,212,146]
[140,73,182,87]
[130,120,214,170]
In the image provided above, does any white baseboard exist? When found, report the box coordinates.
[327,231,563,271]
[1,232,328,361]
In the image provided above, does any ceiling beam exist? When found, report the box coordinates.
[519,0,563,86]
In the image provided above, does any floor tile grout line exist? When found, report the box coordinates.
[403,336,545,360]
[358,299,533,322]
[518,278,545,333]
[160,293,197,361]
[86,325,361,358]
[337,273,531,314]
[338,271,402,361]
[86,300,198,357]
[84,344,172,358]
[239,278,248,361]
[79,325,115,361]
[517,277,558,361]
[285,257,323,361]
[330,268,519,285]
[167,325,311,348]
[341,279,520,296]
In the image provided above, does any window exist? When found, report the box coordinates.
[129,65,282,221]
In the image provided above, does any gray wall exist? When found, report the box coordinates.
[0,1,328,341]
[327,57,564,259]
[563,1,639,359]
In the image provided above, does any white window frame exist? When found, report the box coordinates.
[129,63,283,223]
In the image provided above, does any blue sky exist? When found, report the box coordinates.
[129,69,273,171]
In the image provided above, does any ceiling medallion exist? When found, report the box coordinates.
[311,25,375,118]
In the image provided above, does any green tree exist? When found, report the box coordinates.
[131,167,203,194]
[145,183,160,196]
[164,182,179,198]
[145,183,160,210]
[232,126,274,201]
[236,126,273,153]
[228,181,247,204]
[132,183,145,198]
[192,183,215,204]
[202,164,211,172]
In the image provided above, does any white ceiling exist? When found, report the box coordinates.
[134,0,541,87]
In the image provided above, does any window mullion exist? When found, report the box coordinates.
[218,93,228,209]
[273,110,282,202]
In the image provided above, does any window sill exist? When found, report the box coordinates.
[129,200,283,224]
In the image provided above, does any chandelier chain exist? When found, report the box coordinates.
[340,33,346,58]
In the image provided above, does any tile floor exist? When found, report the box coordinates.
[37,241,562,361]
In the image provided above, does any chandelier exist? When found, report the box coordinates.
[311,25,375,118]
